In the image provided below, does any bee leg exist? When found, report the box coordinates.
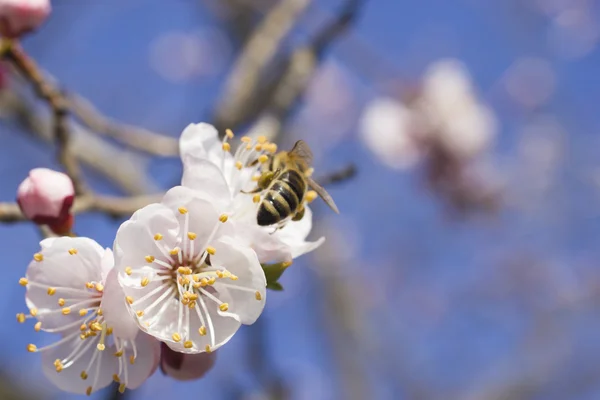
[292,205,305,221]
[241,187,264,194]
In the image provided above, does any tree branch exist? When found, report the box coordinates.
[2,40,85,194]
[0,194,162,223]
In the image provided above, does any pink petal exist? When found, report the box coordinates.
[160,343,216,381]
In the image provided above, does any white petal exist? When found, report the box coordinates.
[100,269,139,340]
[26,237,104,329]
[41,336,117,395]
[179,122,221,162]
[212,237,266,325]
[126,333,161,389]
[180,158,232,208]
[100,248,114,284]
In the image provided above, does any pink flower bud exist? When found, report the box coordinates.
[0,0,51,38]
[160,343,216,381]
[17,168,74,229]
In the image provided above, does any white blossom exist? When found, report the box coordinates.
[359,97,421,169]
[114,186,267,354]
[19,237,160,396]
[179,122,324,263]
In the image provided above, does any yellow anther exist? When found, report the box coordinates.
[216,270,224,278]
[258,154,269,163]
[27,344,37,352]
[97,343,106,351]
[55,360,63,372]
[112,374,120,383]
[126,296,134,305]
[246,144,252,151]
[199,326,207,336]
[114,350,124,357]
[230,274,239,281]
[187,232,197,240]
[192,274,200,282]
[182,277,191,286]
[81,371,88,380]
[18,277,28,286]
[255,291,262,301]
[33,253,43,262]
[222,270,232,278]
[47,287,56,295]
[265,143,278,153]
[79,309,88,317]
[240,136,251,143]
[193,282,200,289]
[255,144,263,151]
[225,129,234,139]
[206,246,216,255]
[119,383,126,394]
[153,233,163,241]
[145,255,155,263]
[58,298,65,306]
[136,310,144,317]
[170,247,180,256]
[181,297,190,306]
[130,355,135,364]
[85,282,95,289]
[219,303,229,312]
[219,213,228,223]
[95,283,104,292]
[86,386,92,396]
[188,293,198,301]
[30,308,38,317]
[91,322,102,332]
[97,308,103,316]
[80,324,87,332]
[184,341,193,349]
[188,301,197,309]
[305,190,318,203]
[172,332,181,342]
[257,135,268,144]
[177,266,192,275]
[178,207,188,214]
[251,174,260,182]
[107,327,113,335]
[141,277,150,287]
[68,248,78,255]
[253,194,261,203]
[200,277,208,286]
[125,266,132,276]
[16,313,26,323]
[34,321,42,332]
[235,161,243,170]
[205,345,212,353]
[222,142,231,152]
[282,260,293,268]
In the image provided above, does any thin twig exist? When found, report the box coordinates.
[212,0,311,132]
[0,194,162,223]
[316,163,356,186]
[2,40,85,194]
[67,92,179,157]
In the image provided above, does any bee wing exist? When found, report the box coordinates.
[307,177,339,214]
[288,140,313,168]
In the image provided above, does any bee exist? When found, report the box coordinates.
[246,140,339,227]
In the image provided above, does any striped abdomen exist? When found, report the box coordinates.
[257,170,306,226]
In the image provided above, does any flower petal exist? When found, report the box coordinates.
[179,122,221,163]
[26,237,104,329]
[212,237,266,325]
[41,335,117,395]
[101,268,139,340]
[181,158,232,209]
[126,333,161,389]
[160,343,216,381]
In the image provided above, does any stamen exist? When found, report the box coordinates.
[184,341,193,349]
[255,291,262,300]
[178,207,188,214]
[112,374,120,383]
[19,277,28,286]
[119,384,126,393]
[240,136,251,143]
[81,371,88,380]
[235,161,243,170]
[68,248,78,255]
[225,129,234,139]
[16,313,25,323]
[205,345,212,353]
[198,295,216,347]
[145,255,155,263]
[58,298,65,306]
[126,296,134,304]
[95,283,104,292]
[154,233,163,241]
[187,232,197,240]
[198,326,207,336]
[222,143,231,152]
[258,154,269,163]
[253,194,261,203]
[62,307,71,315]
[79,309,88,317]
[86,387,92,396]
[47,287,56,295]
[141,277,150,287]
[124,266,132,275]
[257,135,267,144]
[29,308,38,317]
[219,214,228,223]
[219,303,229,312]
[206,246,216,255]
[34,321,42,332]
[33,253,43,262]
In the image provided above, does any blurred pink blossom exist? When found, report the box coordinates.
[17,168,74,228]
[0,0,50,38]
[159,343,216,381]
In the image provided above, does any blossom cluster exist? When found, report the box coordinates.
[16,123,326,395]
